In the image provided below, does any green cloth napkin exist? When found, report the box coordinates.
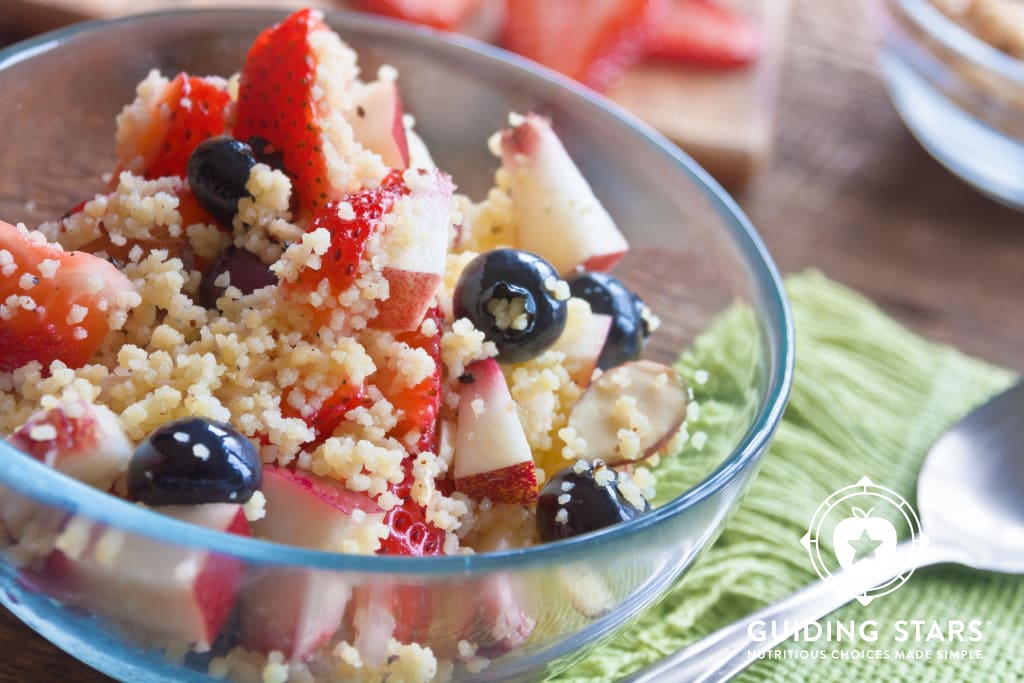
[556,271,1022,683]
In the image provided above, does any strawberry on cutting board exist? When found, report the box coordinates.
[647,0,760,67]
[115,72,231,179]
[502,0,661,91]
[0,220,137,373]
[352,0,482,30]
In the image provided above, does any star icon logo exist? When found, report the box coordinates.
[848,529,884,564]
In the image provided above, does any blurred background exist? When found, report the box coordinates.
[0,0,1022,367]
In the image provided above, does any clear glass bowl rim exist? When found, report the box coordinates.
[0,7,794,574]
[891,0,1024,83]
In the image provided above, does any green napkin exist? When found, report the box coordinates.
[556,271,1022,682]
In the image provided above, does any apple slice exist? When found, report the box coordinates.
[499,113,628,275]
[46,504,250,650]
[567,360,688,465]
[465,573,536,658]
[240,567,353,660]
[555,566,614,619]
[406,128,436,170]
[348,78,410,169]
[373,168,453,331]
[239,467,385,660]
[549,300,613,387]
[8,401,132,491]
[453,358,538,504]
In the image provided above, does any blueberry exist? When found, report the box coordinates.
[198,247,277,310]
[568,272,645,369]
[247,136,290,177]
[453,249,568,363]
[187,136,256,228]
[128,417,262,506]
[536,462,649,542]
[632,292,653,341]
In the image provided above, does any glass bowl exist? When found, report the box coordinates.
[0,9,793,682]
[870,0,1024,209]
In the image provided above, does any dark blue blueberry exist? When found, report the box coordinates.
[568,272,646,369]
[453,249,568,363]
[199,247,276,310]
[187,136,256,228]
[128,417,261,506]
[247,136,290,178]
[632,292,653,340]
[536,462,649,542]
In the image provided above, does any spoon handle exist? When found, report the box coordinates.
[622,540,946,683]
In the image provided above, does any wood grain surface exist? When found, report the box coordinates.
[0,0,1022,681]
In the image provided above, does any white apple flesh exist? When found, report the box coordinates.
[8,400,132,491]
[348,78,409,169]
[453,358,538,504]
[239,467,385,660]
[567,360,688,465]
[45,504,250,650]
[373,169,453,331]
[549,300,613,387]
[499,113,628,275]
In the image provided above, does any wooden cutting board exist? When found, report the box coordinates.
[2,0,790,188]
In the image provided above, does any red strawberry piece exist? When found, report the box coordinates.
[116,72,231,180]
[374,306,446,557]
[352,0,482,30]
[378,498,445,556]
[283,381,368,449]
[281,169,407,329]
[379,306,443,454]
[646,0,760,68]
[502,0,662,91]
[235,9,364,216]
[0,220,136,373]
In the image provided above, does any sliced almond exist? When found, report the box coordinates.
[567,360,688,465]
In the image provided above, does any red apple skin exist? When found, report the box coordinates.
[390,95,410,168]
[581,250,626,273]
[454,461,538,505]
[372,269,442,331]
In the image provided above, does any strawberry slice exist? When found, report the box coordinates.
[235,9,382,216]
[646,0,760,68]
[379,497,445,556]
[352,0,482,30]
[502,0,661,91]
[116,72,231,179]
[379,306,443,454]
[283,382,368,450]
[0,220,137,373]
[281,169,407,329]
[373,306,446,557]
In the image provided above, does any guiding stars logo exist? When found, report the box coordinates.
[801,477,928,605]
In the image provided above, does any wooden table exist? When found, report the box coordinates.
[0,0,1021,680]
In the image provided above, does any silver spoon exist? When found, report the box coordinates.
[624,381,1024,683]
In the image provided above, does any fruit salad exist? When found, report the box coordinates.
[0,8,695,680]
